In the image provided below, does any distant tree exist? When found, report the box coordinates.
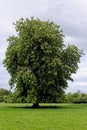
[65,91,87,103]
[72,91,87,103]
[3,18,83,107]
[0,88,11,102]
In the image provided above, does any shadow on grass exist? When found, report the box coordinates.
[7,105,58,109]
[5,104,76,109]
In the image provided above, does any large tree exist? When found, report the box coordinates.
[3,18,83,107]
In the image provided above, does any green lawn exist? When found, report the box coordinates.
[0,103,87,130]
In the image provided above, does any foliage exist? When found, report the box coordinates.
[3,17,83,104]
[65,91,87,103]
[0,88,11,102]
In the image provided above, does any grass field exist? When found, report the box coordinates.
[0,103,87,130]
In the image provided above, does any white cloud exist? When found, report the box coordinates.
[66,61,87,93]
[0,65,10,89]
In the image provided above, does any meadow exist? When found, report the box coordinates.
[0,103,87,130]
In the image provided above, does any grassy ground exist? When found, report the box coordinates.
[0,103,87,130]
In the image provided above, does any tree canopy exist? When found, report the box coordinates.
[3,18,83,106]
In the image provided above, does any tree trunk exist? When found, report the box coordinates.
[32,102,39,108]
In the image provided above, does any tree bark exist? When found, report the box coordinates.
[32,102,39,108]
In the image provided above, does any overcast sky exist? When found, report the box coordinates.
[0,0,87,93]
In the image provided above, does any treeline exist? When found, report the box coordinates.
[0,88,87,103]
[0,88,11,102]
[65,91,87,103]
